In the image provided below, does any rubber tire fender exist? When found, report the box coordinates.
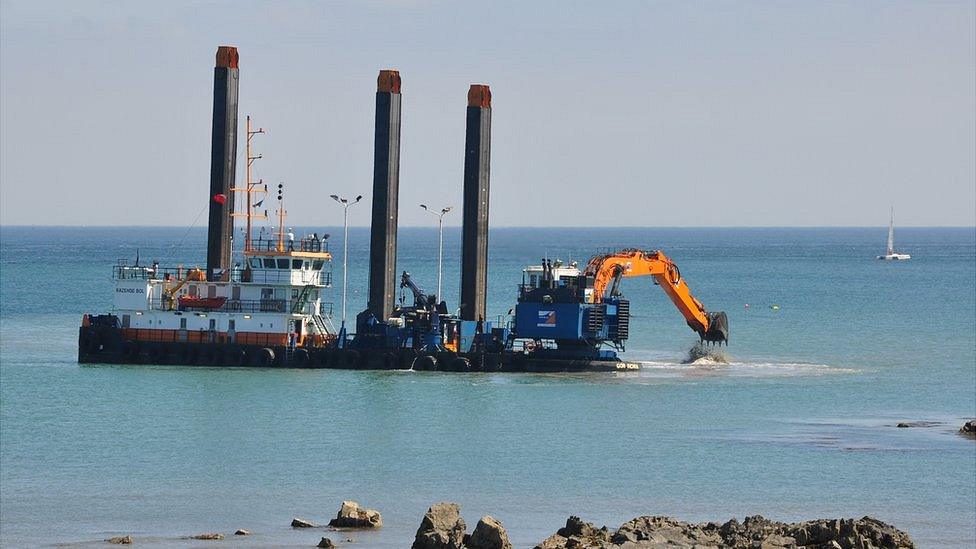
[314,351,329,367]
[451,357,472,372]
[340,350,361,369]
[227,348,247,367]
[254,347,275,367]
[206,348,222,366]
[324,350,340,368]
[124,341,140,361]
[292,349,310,368]
[412,355,438,371]
[150,346,168,364]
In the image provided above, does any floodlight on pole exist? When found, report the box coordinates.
[331,193,363,346]
[420,204,453,301]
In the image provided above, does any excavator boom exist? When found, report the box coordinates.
[584,249,729,344]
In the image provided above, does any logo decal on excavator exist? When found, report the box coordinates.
[537,310,556,327]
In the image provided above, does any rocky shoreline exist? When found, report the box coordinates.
[533,514,914,549]
[102,500,917,548]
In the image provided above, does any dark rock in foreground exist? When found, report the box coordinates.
[535,514,914,548]
[411,502,512,549]
[107,535,133,545]
[960,419,976,439]
[328,500,383,528]
[318,536,336,548]
[467,515,513,549]
[234,528,250,535]
[413,502,468,549]
[292,517,317,528]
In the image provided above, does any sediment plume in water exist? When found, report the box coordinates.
[682,343,731,365]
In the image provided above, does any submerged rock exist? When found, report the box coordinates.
[960,419,976,439]
[189,532,224,540]
[534,514,914,548]
[107,535,133,545]
[292,517,317,528]
[328,500,383,528]
[467,516,513,549]
[412,502,467,549]
[896,421,941,428]
[317,537,337,548]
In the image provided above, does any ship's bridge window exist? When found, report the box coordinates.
[249,258,262,269]
[263,258,275,269]
[292,259,303,270]
[312,260,324,270]
[530,274,539,288]
[277,259,289,269]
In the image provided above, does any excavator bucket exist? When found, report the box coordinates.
[701,311,730,344]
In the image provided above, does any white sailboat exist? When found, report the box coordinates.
[877,207,910,260]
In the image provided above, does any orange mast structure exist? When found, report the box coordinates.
[232,115,267,253]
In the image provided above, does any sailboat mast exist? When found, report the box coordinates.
[887,207,895,254]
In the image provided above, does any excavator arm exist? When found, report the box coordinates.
[584,249,729,344]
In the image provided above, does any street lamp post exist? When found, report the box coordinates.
[420,204,453,301]
[331,194,363,348]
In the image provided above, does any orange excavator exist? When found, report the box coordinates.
[583,249,729,345]
[513,248,728,359]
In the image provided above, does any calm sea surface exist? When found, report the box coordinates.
[1,226,974,548]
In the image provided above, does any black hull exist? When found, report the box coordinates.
[78,327,628,372]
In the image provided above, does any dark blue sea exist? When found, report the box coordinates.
[1,226,974,547]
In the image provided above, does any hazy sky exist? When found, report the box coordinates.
[1,1,973,227]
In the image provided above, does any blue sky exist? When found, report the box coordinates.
[1,1,973,226]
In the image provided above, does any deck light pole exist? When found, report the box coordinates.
[331,194,363,347]
[420,204,453,301]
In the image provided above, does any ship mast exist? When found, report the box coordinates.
[276,182,287,252]
[233,115,267,253]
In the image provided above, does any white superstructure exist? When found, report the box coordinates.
[112,235,335,348]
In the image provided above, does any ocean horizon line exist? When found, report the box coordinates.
[1,224,974,230]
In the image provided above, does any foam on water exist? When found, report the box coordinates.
[682,343,732,364]
[637,357,857,378]
[621,343,857,378]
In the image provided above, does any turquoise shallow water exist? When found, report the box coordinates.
[1,226,974,547]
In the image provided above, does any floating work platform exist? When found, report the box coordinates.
[78,316,640,372]
[77,45,727,374]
